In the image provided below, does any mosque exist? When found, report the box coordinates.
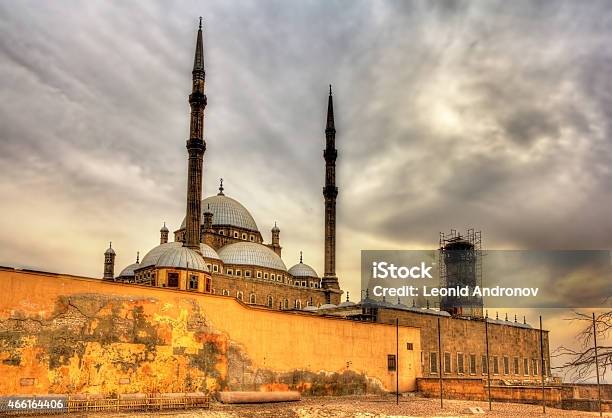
[104,18,342,309]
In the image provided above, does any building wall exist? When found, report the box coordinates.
[0,268,419,396]
[375,307,550,382]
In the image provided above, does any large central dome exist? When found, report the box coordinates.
[180,194,259,232]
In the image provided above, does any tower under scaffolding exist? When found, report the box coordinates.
[439,229,483,318]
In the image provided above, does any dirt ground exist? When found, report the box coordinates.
[89,395,609,418]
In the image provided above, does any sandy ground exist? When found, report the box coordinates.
[80,395,610,418]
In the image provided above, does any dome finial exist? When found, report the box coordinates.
[218,178,225,195]
[199,16,203,30]
[347,292,350,302]
[109,241,112,248]
[299,251,303,263]
[136,251,140,263]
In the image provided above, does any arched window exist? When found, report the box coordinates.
[267,295,273,308]
[249,293,256,304]
[237,291,243,301]
[295,300,302,309]
[283,299,289,309]
[222,289,229,296]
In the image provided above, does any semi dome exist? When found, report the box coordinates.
[180,194,259,232]
[218,242,287,271]
[288,262,319,278]
[140,242,220,268]
[156,246,209,272]
[118,262,139,278]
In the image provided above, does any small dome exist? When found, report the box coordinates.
[160,223,169,232]
[181,194,259,232]
[271,222,280,233]
[156,246,209,272]
[105,243,115,255]
[218,242,287,271]
[288,262,319,278]
[319,303,337,310]
[118,262,139,278]
[140,242,220,268]
[338,300,356,308]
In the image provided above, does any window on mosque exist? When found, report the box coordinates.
[482,355,488,375]
[387,355,397,372]
[295,300,301,309]
[430,352,438,374]
[264,272,268,279]
[457,353,465,374]
[271,274,275,280]
[237,291,243,301]
[213,264,218,272]
[220,230,225,236]
[249,235,254,241]
[205,277,211,293]
[222,289,229,296]
[188,274,198,290]
[524,358,529,375]
[503,356,510,375]
[267,295,273,308]
[256,271,262,278]
[513,357,520,375]
[493,356,499,375]
[443,352,451,374]
[249,294,256,304]
[469,354,477,375]
[168,272,179,288]
[283,299,289,309]
[234,231,239,238]
[245,270,251,278]
[236,270,241,276]
[242,233,247,240]
[532,359,538,376]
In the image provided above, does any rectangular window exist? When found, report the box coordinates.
[264,272,268,279]
[256,271,262,278]
[457,353,465,374]
[271,274,275,280]
[213,264,218,272]
[514,357,520,375]
[469,354,477,375]
[503,356,509,375]
[543,359,548,377]
[406,342,413,351]
[444,352,451,374]
[387,354,397,372]
[493,356,499,375]
[245,270,251,277]
[188,274,198,290]
[167,272,179,288]
[481,355,488,375]
[430,352,438,374]
[523,358,529,376]
[235,270,241,277]
[532,359,538,376]
[227,269,233,276]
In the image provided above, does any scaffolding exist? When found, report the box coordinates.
[438,229,483,318]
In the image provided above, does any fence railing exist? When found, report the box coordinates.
[0,393,209,416]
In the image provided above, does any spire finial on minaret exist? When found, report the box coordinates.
[326,85,335,132]
[199,16,202,30]
[218,178,224,195]
[193,17,204,71]
[329,84,332,96]
[299,251,303,263]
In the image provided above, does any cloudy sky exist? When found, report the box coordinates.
[1,1,611,379]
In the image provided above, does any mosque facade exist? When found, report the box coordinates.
[107,20,342,309]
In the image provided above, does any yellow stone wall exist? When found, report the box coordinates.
[0,268,420,396]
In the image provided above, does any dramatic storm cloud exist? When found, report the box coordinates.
[0,1,611,375]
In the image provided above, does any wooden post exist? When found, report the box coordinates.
[539,315,546,413]
[485,315,492,411]
[396,317,399,405]
[593,312,603,417]
[437,317,443,408]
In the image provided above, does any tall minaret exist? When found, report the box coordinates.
[322,85,340,298]
[103,242,115,280]
[184,18,207,250]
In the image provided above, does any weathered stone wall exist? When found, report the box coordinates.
[376,308,550,382]
[0,268,419,396]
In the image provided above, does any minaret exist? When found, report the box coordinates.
[271,222,281,256]
[184,17,207,250]
[160,222,169,244]
[103,242,115,280]
[322,85,340,298]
